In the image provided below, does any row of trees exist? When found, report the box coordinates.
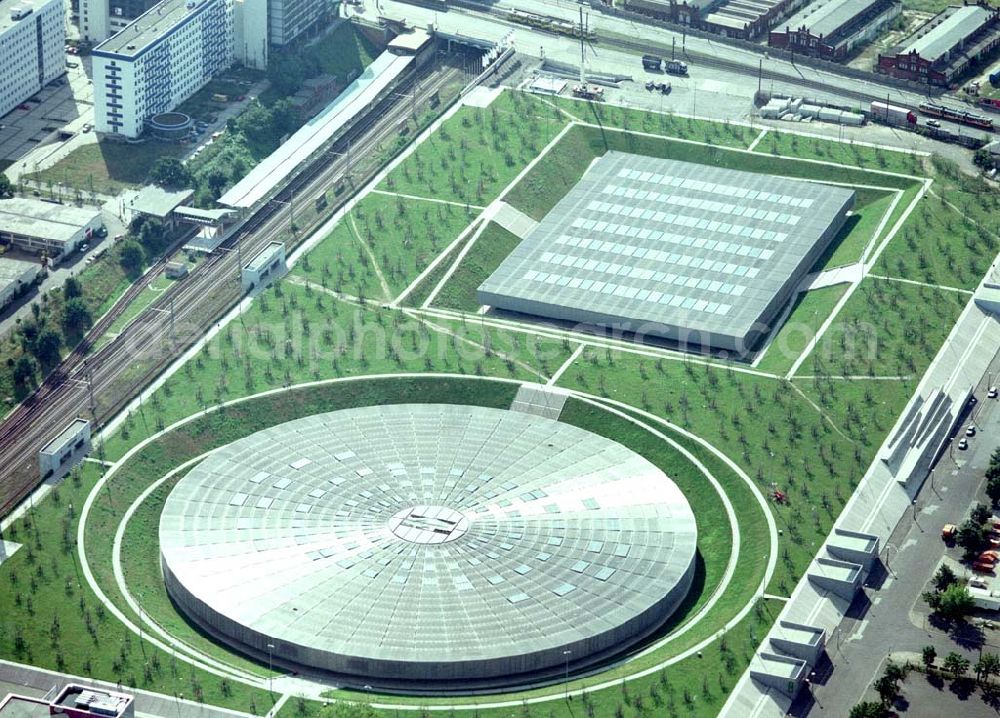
[10,277,92,389]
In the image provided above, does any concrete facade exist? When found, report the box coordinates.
[92,0,234,138]
[0,0,63,117]
[0,258,40,310]
[38,418,90,481]
[240,240,285,292]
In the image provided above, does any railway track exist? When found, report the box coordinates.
[0,59,467,517]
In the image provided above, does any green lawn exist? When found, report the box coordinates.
[813,188,897,271]
[0,463,273,713]
[432,222,522,312]
[376,93,567,205]
[755,130,924,176]
[799,276,967,380]
[757,283,851,376]
[25,141,184,196]
[292,193,476,301]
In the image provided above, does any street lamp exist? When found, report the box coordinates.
[563,649,572,700]
[267,643,275,696]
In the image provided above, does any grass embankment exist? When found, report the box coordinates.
[813,188,898,271]
[432,222,522,312]
[755,130,924,176]
[0,463,272,712]
[757,283,851,376]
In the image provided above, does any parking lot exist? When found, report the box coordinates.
[0,55,95,168]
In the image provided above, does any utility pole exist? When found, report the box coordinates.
[579,6,585,83]
[87,371,96,416]
[169,297,175,339]
[758,58,763,94]
[672,37,676,61]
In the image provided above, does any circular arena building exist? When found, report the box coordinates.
[159,404,698,687]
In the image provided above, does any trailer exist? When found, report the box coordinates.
[642,54,662,71]
[665,60,688,76]
[870,100,916,127]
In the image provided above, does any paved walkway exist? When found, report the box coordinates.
[492,201,538,239]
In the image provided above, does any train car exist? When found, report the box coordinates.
[870,101,916,127]
[979,97,1000,114]
[919,102,993,130]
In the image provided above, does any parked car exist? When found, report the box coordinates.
[81,123,91,132]
[17,103,30,110]
[989,386,998,399]
[927,119,941,128]
[959,437,969,450]
[967,425,977,437]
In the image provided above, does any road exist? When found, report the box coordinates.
[798,352,1000,717]
[369,0,991,148]
[0,57,469,517]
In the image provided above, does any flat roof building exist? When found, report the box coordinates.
[478,152,854,356]
[1,686,133,718]
[160,404,697,685]
[0,0,64,117]
[769,0,901,59]
[241,241,285,292]
[0,257,40,309]
[877,1,1000,85]
[39,418,91,480]
[92,0,234,138]
[0,199,103,262]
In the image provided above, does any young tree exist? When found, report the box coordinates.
[63,276,82,300]
[937,584,976,622]
[988,476,1000,508]
[976,652,1000,683]
[849,702,885,718]
[957,518,989,557]
[118,240,146,276]
[874,675,898,707]
[149,157,191,189]
[0,173,14,199]
[12,354,37,387]
[943,652,971,677]
[922,645,937,669]
[972,503,992,527]
[31,328,61,366]
[932,564,958,592]
[61,298,92,336]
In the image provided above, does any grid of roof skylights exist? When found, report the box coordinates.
[159,404,698,684]
[479,152,854,349]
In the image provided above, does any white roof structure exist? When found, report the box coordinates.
[217,51,414,209]
[160,404,698,685]
[0,199,100,242]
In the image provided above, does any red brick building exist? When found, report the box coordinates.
[876,1,1000,86]
[769,0,901,60]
